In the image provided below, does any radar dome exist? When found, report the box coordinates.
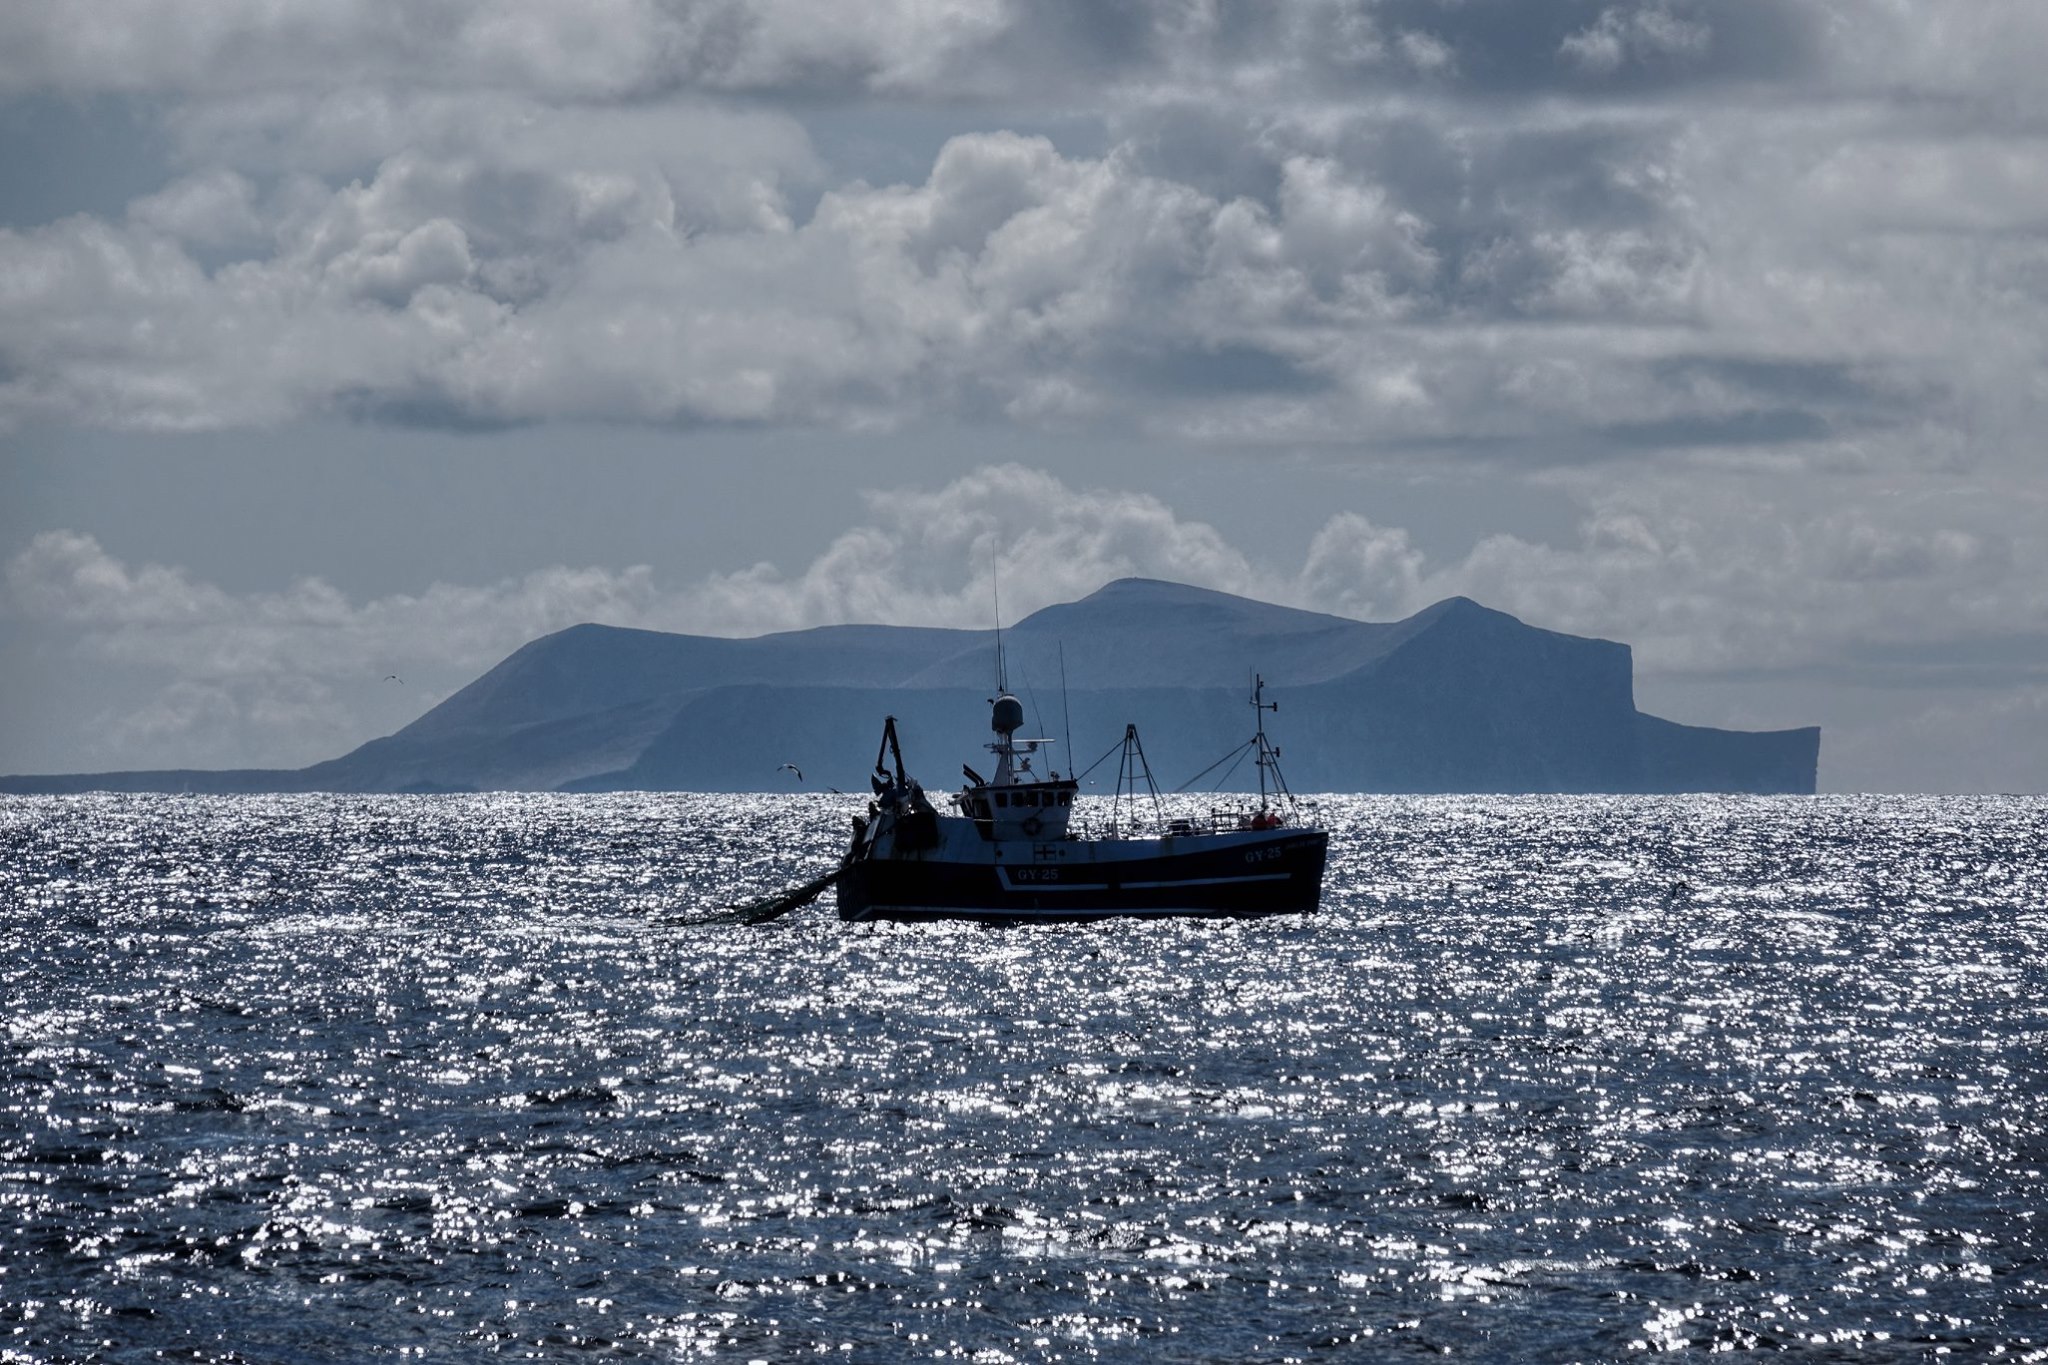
[990,695,1025,735]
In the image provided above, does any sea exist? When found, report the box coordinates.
[2,793,2043,1362]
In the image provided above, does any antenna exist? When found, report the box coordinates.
[1251,672,1279,807]
[991,559,1008,693]
[1059,640,1073,783]
[1247,672,1295,813]
[1018,659,1049,749]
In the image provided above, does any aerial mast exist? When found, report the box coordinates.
[991,560,1007,694]
[1251,672,1282,811]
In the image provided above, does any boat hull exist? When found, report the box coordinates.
[837,827,1328,924]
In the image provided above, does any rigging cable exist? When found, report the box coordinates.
[1072,734,1128,785]
[1173,738,1258,793]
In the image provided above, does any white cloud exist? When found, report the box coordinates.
[0,105,1987,450]
[0,3,2038,479]
[1560,4,1712,75]
[1395,30,1454,75]
[625,464,1276,636]
[1419,476,2045,678]
[330,218,475,306]
[6,528,235,625]
[0,474,1229,764]
[0,467,1295,765]
[2,55,2032,490]
[1299,513,1425,622]
[4,528,669,671]
[127,169,267,250]
[0,0,1011,101]
[1,528,681,768]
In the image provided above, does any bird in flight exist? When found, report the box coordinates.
[777,762,803,782]
[384,674,404,684]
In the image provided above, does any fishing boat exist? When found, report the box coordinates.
[836,676,1327,924]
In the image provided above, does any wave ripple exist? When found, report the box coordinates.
[3,793,2044,1360]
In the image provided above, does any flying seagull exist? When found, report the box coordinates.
[384,674,404,684]
[777,762,803,782]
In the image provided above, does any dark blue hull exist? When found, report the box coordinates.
[837,830,1327,924]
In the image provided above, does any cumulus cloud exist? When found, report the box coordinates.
[1559,4,1712,76]
[1,466,1265,657]
[127,169,267,250]
[1,528,676,767]
[1421,476,2045,681]
[0,0,1007,101]
[4,103,2023,459]
[1299,514,1426,622]
[0,470,1264,765]
[682,464,1276,635]
[0,0,1827,104]
[0,0,2035,466]
[0,126,1460,431]
[4,528,669,675]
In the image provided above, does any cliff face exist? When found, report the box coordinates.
[0,579,1820,795]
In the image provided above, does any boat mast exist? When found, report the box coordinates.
[1111,723,1162,837]
[1249,673,1294,812]
[875,715,907,788]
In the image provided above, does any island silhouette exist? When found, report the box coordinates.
[1,579,1817,794]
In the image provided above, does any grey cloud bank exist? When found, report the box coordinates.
[1,1,2044,791]
[2,1,2032,445]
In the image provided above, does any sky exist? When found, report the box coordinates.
[2,1,2045,793]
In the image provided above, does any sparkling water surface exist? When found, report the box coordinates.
[3,793,2044,1361]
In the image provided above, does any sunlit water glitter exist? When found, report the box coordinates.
[3,793,2045,1361]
